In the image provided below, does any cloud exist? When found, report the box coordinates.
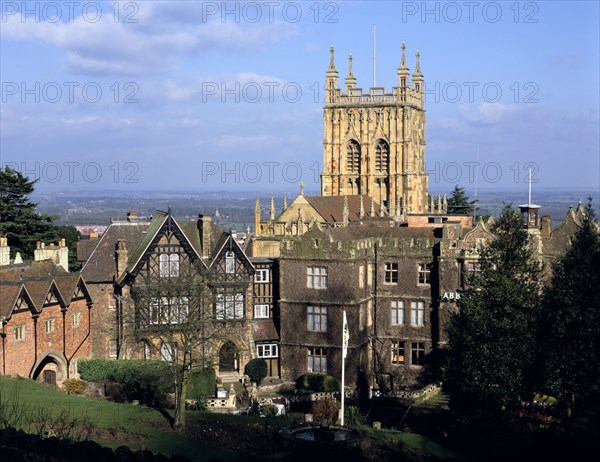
[2,3,297,76]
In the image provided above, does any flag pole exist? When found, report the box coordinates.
[341,309,348,426]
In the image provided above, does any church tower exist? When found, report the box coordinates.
[321,44,429,215]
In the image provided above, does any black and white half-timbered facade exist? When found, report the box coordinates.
[80,210,281,379]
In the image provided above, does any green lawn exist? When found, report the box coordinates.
[0,376,260,461]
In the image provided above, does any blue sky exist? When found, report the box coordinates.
[1,1,599,196]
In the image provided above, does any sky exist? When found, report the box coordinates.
[1,0,599,197]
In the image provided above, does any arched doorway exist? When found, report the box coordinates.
[31,351,68,387]
[219,341,240,373]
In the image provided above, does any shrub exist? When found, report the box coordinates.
[261,404,279,417]
[247,398,261,416]
[244,358,268,385]
[62,378,87,395]
[186,367,216,399]
[312,398,340,424]
[344,405,365,428]
[295,373,340,393]
[78,359,173,405]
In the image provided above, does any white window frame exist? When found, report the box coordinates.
[149,297,189,325]
[391,300,404,325]
[160,342,177,363]
[384,262,398,284]
[45,318,55,334]
[225,251,235,274]
[108,340,118,359]
[254,304,270,319]
[257,343,278,358]
[410,301,425,326]
[307,266,327,289]
[72,311,81,327]
[418,263,431,285]
[254,269,269,283]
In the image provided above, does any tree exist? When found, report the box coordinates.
[447,184,474,214]
[0,166,55,258]
[539,197,600,417]
[445,204,542,422]
[128,262,225,429]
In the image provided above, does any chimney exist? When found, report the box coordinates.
[198,215,213,259]
[116,239,128,276]
[34,240,69,272]
[0,237,9,266]
[127,209,138,222]
[541,216,552,238]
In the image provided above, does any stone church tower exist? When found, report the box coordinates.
[321,44,429,215]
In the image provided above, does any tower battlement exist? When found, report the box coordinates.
[321,44,428,215]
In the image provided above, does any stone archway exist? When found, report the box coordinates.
[218,341,240,373]
[31,350,68,387]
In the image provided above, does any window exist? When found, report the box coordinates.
[72,312,81,327]
[225,251,235,274]
[347,140,360,174]
[411,301,425,326]
[359,265,364,289]
[384,262,398,284]
[391,341,405,364]
[411,342,425,366]
[45,318,55,334]
[254,269,269,283]
[466,261,481,273]
[144,342,152,360]
[307,306,327,332]
[160,342,177,363]
[374,139,389,173]
[391,301,404,325]
[308,347,327,373]
[257,343,278,358]
[108,340,118,359]
[418,263,432,285]
[15,325,25,341]
[149,297,189,324]
[307,267,327,289]
[159,253,179,277]
[216,293,244,320]
[254,304,270,319]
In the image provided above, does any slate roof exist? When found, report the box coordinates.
[323,223,437,241]
[0,283,26,318]
[80,221,150,282]
[305,195,381,224]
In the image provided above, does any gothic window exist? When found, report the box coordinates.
[347,140,360,174]
[374,139,389,173]
[159,253,179,277]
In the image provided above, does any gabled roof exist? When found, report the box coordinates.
[81,220,150,282]
[0,283,35,319]
[116,211,212,285]
[208,233,254,271]
[23,279,66,309]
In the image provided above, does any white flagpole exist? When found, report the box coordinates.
[341,310,348,426]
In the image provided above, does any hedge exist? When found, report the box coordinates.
[295,373,340,393]
[186,367,216,399]
[78,359,174,405]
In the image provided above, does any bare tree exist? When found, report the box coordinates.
[127,260,226,429]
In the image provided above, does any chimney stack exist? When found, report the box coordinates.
[0,237,9,266]
[127,209,138,222]
[116,239,128,276]
[198,215,213,259]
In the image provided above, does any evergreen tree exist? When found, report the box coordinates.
[447,184,474,214]
[0,166,55,258]
[539,197,600,416]
[445,204,542,422]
